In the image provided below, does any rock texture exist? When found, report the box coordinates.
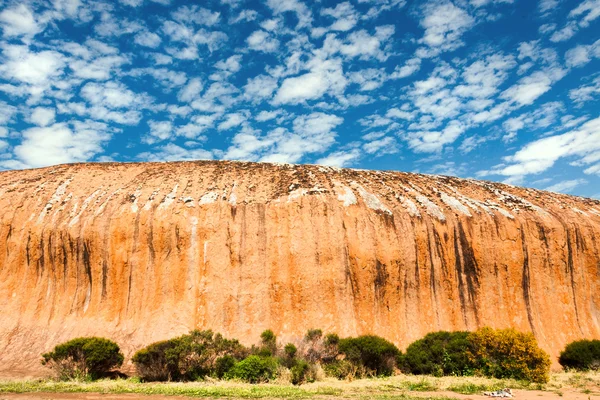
[1,161,599,374]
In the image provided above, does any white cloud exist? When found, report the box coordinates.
[244,75,279,101]
[81,81,145,109]
[490,117,600,177]
[564,39,600,68]
[358,0,407,19]
[178,78,203,102]
[225,112,343,163]
[145,120,173,144]
[322,26,395,61]
[171,5,221,26]
[128,67,187,89]
[321,2,358,32]
[539,0,560,15]
[545,178,587,193]
[569,76,600,104]
[404,120,466,153]
[0,45,65,86]
[218,112,246,130]
[550,0,600,42]
[137,143,213,162]
[454,53,516,99]
[274,57,346,104]
[255,110,284,122]
[0,4,41,37]
[266,0,312,28]
[246,30,279,53]
[29,107,56,126]
[501,68,565,105]
[0,101,17,124]
[390,57,422,79]
[9,121,112,168]
[316,149,361,167]
[349,68,387,91]
[501,102,563,142]
[419,1,475,53]
[134,31,162,48]
[363,136,398,154]
[230,9,258,24]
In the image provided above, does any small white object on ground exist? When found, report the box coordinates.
[484,388,514,398]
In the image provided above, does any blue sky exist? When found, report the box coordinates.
[0,0,599,198]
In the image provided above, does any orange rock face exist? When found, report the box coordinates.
[1,161,599,374]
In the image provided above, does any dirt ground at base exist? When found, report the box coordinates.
[0,389,599,400]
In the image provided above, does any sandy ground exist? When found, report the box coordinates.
[0,390,598,400]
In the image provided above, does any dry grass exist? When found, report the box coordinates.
[0,371,598,399]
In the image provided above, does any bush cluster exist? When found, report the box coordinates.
[131,330,247,381]
[467,327,550,383]
[41,337,124,380]
[42,326,562,384]
[401,328,551,383]
[558,339,600,371]
[402,331,472,377]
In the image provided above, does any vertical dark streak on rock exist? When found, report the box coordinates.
[83,240,92,293]
[374,259,388,302]
[455,221,480,326]
[565,230,583,333]
[5,226,11,258]
[61,236,68,291]
[126,213,141,312]
[25,234,31,267]
[37,235,45,278]
[520,227,536,335]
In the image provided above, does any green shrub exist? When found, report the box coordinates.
[284,343,297,359]
[214,355,236,378]
[402,331,474,376]
[41,337,124,380]
[132,330,248,381]
[282,343,298,368]
[258,330,277,356]
[338,335,401,376]
[290,360,314,385]
[304,329,323,342]
[559,339,600,371]
[131,340,179,382]
[468,327,551,383]
[225,355,278,383]
[322,359,363,380]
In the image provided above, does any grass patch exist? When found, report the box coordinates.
[0,371,598,399]
[402,379,438,392]
[447,383,497,394]
[0,379,340,398]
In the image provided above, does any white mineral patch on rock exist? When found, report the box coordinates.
[440,193,472,217]
[199,191,219,205]
[494,207,515,219]
[69,189,101,226]
[143,190,159,211]
[159,184,179,210]
[130,189,142,213]
[494,189,548,216]
[229,184,237,206]
[95,189,121,216]
[396,195,420,217]
[287,188,308,202]
[50,179,72,204]
[416,195,446,221]
[352,182,391,214]
[337,186,357,206]
[590,208,600,216]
